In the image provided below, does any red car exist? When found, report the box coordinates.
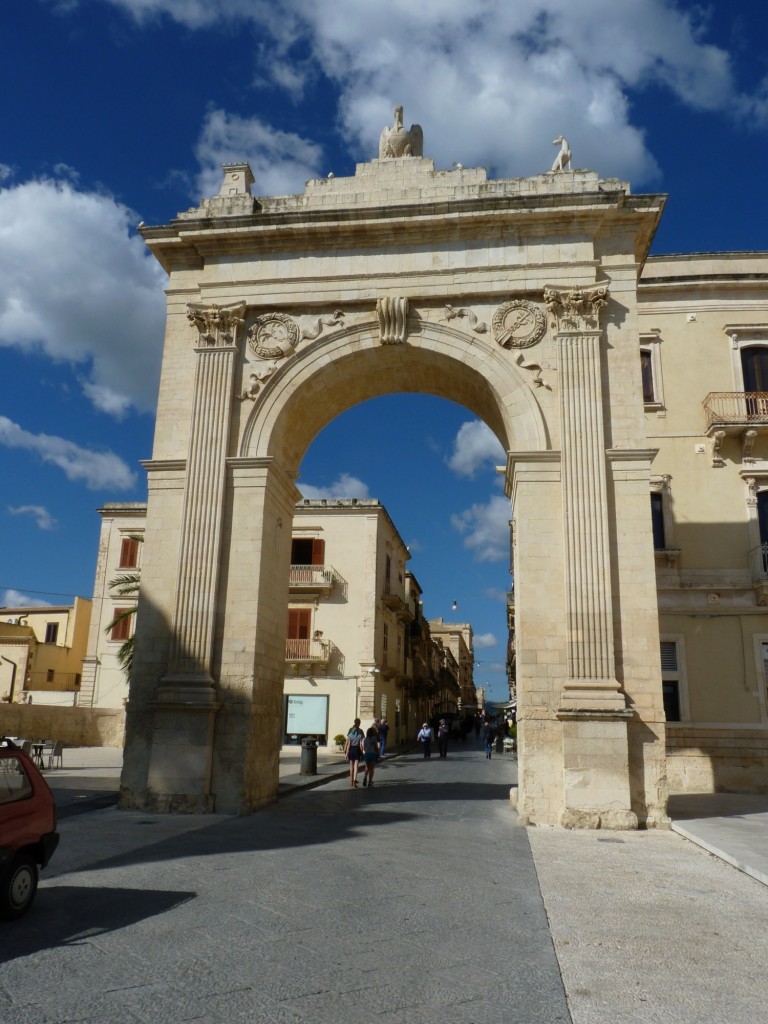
[0,738,60,919]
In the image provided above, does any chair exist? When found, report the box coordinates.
[46,741,64,769]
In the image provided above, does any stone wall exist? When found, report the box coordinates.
[667,726,768,794]
[0,705,125,747]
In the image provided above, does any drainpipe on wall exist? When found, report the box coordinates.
[1,655,18,703]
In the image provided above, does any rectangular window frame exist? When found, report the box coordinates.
[110,607,134,643]
[640,330,665,413]
[118,535,141,569]
[660,634,689,722]
[44,622,59,644]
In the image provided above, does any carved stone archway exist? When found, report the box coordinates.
[120,132,668,827]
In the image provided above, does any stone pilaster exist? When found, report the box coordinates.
[546,285,626,713]
[163,301,246,689]
[143,302,244,812]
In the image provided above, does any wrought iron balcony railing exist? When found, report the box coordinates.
[704,392,768,429]
[285,638,331,664]
[288,565,338,590]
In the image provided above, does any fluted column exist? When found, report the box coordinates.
[164,301,246,687]
[546,285,625,712]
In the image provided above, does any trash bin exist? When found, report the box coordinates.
[300,737,318,775]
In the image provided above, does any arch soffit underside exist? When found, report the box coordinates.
[240,320,550,469]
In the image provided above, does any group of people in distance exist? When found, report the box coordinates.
[344,712,514,784]
[343,716,389,788]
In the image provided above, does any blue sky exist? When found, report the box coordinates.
[2,1,768,701]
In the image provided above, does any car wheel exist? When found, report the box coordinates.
[0,853,39,920]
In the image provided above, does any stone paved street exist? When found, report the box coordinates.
[5,741,768,1024]
[2,743,569,1024]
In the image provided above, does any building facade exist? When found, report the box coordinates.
[0,599,91,706]
[637,253,768,793]
[284,499,418,750]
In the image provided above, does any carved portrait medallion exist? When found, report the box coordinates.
[492,299,546,349]
[247,312,299,359]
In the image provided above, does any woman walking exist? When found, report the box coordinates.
[345,718,364,786]
[361,726,380,787]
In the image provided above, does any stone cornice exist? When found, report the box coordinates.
[142,190,665,274]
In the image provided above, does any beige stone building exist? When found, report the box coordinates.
[284,498,421,750]
[80,502,146,712]
[638,253,768,794]
[0,599,91,706]
[427,618,475,711]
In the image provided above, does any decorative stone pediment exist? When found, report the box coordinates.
[544,285,609,333]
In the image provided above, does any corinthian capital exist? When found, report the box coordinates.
[187,301,246,348]
[543,285,609,333]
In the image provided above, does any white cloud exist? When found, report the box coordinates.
[447,420,505,478]
[484,587,509,603]
[103,0,758,185]
[7,505,58,531]
[0,165,12,183]
[0,177,166,416]
[1,589,52,609]
[474,632,498,649]
[195,110,324,200]
[298,472,371,500]
[0,416,137,491]
[451,494,510,562]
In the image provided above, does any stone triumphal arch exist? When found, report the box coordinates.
[120,114,668,828]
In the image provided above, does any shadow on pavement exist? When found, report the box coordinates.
[668,792,768,820]
[49,770,513,879]
[3,886,196,961]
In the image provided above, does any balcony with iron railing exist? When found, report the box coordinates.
[288,564,339,593]
[704,392,768,433]
[285,637,332,668]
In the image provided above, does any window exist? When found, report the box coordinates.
[44,622,59,644]
[291,537,324,566]
[46,669,55,683]
[639,330,664,411]
[110,608,133,642]
[383,623,389,662]
[385,554,392,595]
[660,639,687,721]
[651,493,665,550]
[640,349,655,403]
[119,536,140,569]
[286,608,312,661]
[650,476,677,566]
[741,346,768,393]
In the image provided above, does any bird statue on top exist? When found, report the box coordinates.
[551,135,572,172]
[379,105,424,159]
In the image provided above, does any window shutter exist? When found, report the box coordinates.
[311,539,325,566]
[660,641,678,672]
[119,537,140,568]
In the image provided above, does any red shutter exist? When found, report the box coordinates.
[311,539,325,566]
[287,609,311,640]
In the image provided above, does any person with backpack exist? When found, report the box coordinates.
[344,718,364,786]
[361,726,380,787]
[417,721,433,758]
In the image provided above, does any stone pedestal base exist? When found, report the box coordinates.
[558,710,638,830]
[144,686,220,813]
